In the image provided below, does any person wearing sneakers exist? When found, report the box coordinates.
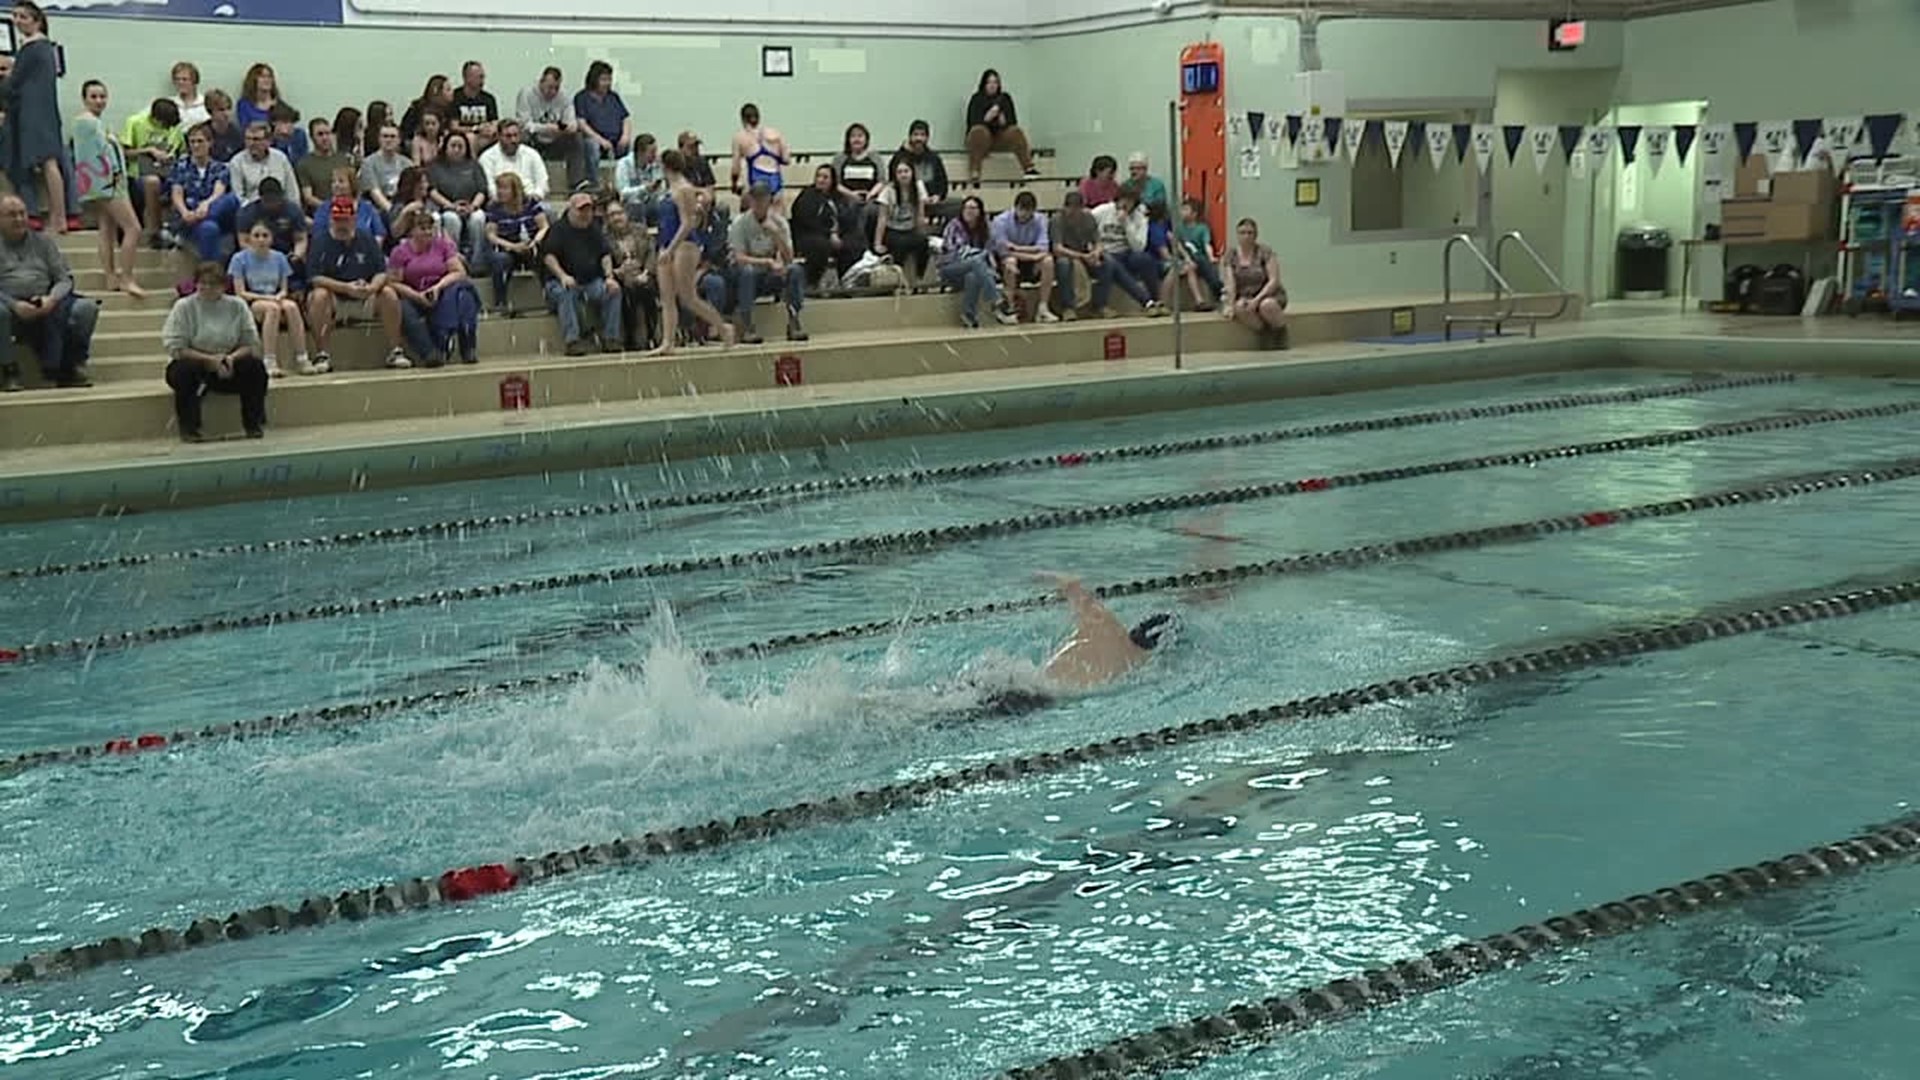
[1091,184,1165,317]
[726,180,807,344]
[989,191,1058,324]
[162,261,267,440]
[538,190,623,355]
[0,193,97,390]
[306,196,409,371]
[229,219,313,376]
[1050,188,1104,319]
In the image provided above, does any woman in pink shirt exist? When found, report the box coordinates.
[1079,155,1120,209]
[387,213,480,366]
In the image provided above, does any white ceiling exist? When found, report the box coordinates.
[1215,0,1761,17]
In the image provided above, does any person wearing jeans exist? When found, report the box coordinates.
[169,125,237,262]
[539,191,623,354]
[936,195,1016,329]
[0,194,98,389]
[726,181,807,343]
[387,212,480,366]
[1090,185,1166,316]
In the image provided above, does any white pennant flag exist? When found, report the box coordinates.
[1583,125,1614,164]
[1298,115,1324,162]
[1699,123,1732,179]
[1343,118,1365,163]
[1471,123,1495,173]
[1383,120,1409,167]
[1528,125,1557,175]
[1822,115,1862,173]
[1758,120,1793,169]
[1643,126,1671,178]
[1425,124,1452,171]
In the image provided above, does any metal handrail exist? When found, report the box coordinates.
[1494,230,1573,326]
[1443,233,1516,341]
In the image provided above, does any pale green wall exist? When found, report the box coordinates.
[1596,100,1703,299]
[56,20,1020,156]
[1490,68,1620,302]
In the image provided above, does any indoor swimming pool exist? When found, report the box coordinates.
[3,367,1919,1079]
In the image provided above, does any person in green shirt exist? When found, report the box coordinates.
[123,97,183,246]
[1171,197,1222,310]
[1126,151,1169,211]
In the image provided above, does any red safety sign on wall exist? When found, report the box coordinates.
[498,373,531,410]
[774,354,804,386]
[1103,331,1127,361]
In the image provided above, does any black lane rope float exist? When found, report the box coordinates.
[8,577,1918,986]
[0,373,1797,583]
[993,812,1920,1080]
[12,456,1920,778]
[8,396,1913,667]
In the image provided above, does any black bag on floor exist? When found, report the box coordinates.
[1750,263,1806,316]
[1726,263,1767,311]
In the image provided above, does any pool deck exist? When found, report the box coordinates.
[3,300,1918,520]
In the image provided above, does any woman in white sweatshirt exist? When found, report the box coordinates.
[1089,184,1165,316]
[161,261,268,441]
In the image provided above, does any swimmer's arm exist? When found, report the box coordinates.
[1036,572,1131,642]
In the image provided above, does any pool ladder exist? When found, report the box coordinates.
[1442,231,1573,341]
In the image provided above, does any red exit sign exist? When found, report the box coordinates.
[1549,18,1586,50]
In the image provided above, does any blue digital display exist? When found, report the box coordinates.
[1182,61,1219,96]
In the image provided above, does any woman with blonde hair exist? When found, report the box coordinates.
[652,148,734,353]
[481,170,548,310]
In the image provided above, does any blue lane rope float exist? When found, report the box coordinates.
[8,577,1919,985]
[993,812,1920,1080]
[0,374,1797,582]
[10,456,1920,778]
[7,398,1913,666]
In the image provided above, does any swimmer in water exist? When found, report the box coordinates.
[955,571,1176,720]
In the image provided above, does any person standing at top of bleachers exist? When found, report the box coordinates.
[478,119,549,202]
[730,103,788,204]
[963,68,1039,184]
[449,61,500,154]
[516,65,585,188]
[574,61,631,187]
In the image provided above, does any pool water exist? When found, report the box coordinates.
[3,368,1918,1079]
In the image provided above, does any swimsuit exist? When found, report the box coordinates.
[656,187,708,252]
[745,131,786,195]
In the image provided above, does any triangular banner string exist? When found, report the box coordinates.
[1528,125,1557,174]
[1284,114,1302,148]
[1643,126,1670,177]
[1558,125,1583,164]
[1452,123,1472,163]
[1675,124,1699,165]
[1246,111,1265,143]
[1733,121,1759,161]
[1503,124,1526,165]
[1865,113,1903,161]
[1323,116,1342,155]
[1425,122,1451,171]
[1616,125,1642,165]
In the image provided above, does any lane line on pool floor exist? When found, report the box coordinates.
[1,373,1797,582]
[8,576,1919,986]
[10,398,1915,666]
[992,812,1920,1080]
[11,455,1920,778]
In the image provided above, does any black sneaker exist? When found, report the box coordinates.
[564,339,590,357]
[244,427,264,439]
[787,313,809,342]
[56,373,93,388]
[1,367,22,393]
[180,428,204,443]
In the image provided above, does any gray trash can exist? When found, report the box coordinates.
[1617,224,1672,300]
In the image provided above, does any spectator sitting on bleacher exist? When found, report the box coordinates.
[1169,196,1220,311]
[517,66,584,186]
[233,177,308,284]
[296,116,352,214]
[170,124,236,262]
[873,158,932,287]
[269,102,308,164]
[895,119,953,219]
[0,193,96,390]
[399,74,452,143]
[229,219,310,376]
[123,97,182,247]
[1079,155,1119,209]
[1050,189,1102,317]
[306,195,408,371]
[450,61,499,153]
[328,166,386,245]
[730,103,788,201]
[236,62,283,131]
[388,167,433,235]
[539,190,622,356]
[358,123,412,222]
[1221,216,1287,343]
[832,123,882,246]
[428,131,488,261]
[1092,184,1165,316]
[1126,152,1168,210]
[990,191,1058,323]
[361,101,392,158]
[411,111,445,168]
[162,260,267,440]
[691,192,734,343]
[230,122,297,207]
[331,107,363,167]
[938,195,1015,330]
[727,180,807,344]
[387,210,480,366]
[605,201,658,350]
[790,163,854,292]
[676,131,717,192]
[481,171,547,312]
[170,60,209,129]
[615,133,665,226]
[479,119,549,202]
[964,69,1039,183]
[204,89,243,161]
[575,61,632,186]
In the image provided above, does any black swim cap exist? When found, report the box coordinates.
[1130,613,1176,650]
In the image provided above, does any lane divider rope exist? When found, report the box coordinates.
[9,577,1918,985]
[10,456,1919,778]
[8,396,1909,666]
[994,812,1920,1079]
[1,373,1796,582]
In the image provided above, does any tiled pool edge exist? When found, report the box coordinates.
[7,330,1879,522]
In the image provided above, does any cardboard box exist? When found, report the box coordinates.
[1735,154,1771,197]
[1770,169,1836,206]
[1765,202,1834,241]
[1721,197,1770,240]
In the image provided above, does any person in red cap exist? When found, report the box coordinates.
[305,194,409,370]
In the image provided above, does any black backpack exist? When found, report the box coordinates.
[1750,264,1806,316]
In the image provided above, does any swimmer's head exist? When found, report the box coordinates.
[1129,613,1177,651]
